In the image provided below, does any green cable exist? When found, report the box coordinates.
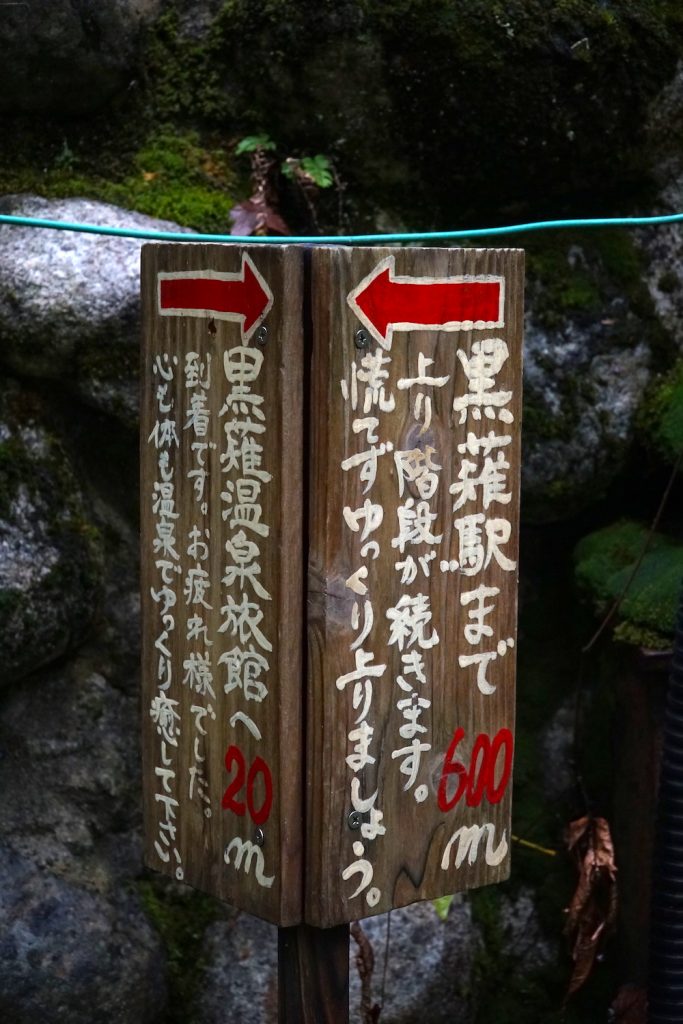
[2,210,683,243]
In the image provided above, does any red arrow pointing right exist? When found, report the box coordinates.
[347,256,504,349]
[158,253,273,341]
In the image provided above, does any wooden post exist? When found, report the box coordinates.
[278,924,350,1024]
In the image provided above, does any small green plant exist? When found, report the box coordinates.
[235,133,277,155]
[54,139,76,172]
[282,154,334,189]
[232,133,338,235]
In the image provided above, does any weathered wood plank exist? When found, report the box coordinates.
[278,924,350,1024]
[140,243,304,926]
[306,246,524,927]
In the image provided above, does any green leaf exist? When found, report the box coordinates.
[432,894,454,921]
[300,154,333,188]
[235,133,276,155]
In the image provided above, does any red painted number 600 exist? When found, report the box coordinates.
[437,727,513,811]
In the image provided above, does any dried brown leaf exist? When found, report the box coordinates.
[564,815,618,998]
[262,207,291,235]
[229,200,260,237]
[230,196,290,237]
[610,985,647,1024]
[566,815,590,852]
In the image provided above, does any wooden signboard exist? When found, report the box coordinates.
[140,243,304,926]
[141,242,524,939]
[306,246,524,927]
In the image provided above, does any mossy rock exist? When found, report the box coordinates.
[0,379,104,684]
[137,877,226,1024]
[574,519,683,647]
[640,358,683,462]
[520,230,664,523]
[3,0,683,234]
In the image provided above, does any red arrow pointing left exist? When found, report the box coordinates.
[157,253,273,341]
[347,255,504,350]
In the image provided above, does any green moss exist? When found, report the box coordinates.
[3,1,683,234]
[613,620,672,650]
[574,520,659,604]
[0,126,239,232]
[640,360,683,461]
[574,520,683,646]
[137,879,224,1024]
[524,228,657,333]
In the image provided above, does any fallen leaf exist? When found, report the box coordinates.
[229,201,260,236]
[564,815,618,998]
[230,197,291,237]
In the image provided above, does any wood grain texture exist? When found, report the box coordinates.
[141,243,303,926]
[306,246,524,927]
[278,924,350,1023]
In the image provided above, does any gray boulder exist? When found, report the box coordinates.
[0,845,166,1024]
[635,63,683,347]
[635,186,683,347]
[0,0,162,115]
[0,195,187,428]
[0,396,168,1018]
[198,914,278,1024]
[349,899,479,1024]
[0,378,103,685]
[196,899,479,1024]
[497,887,556,975]
[0,658,142,887]
[539,699,576,803]
[522,308,651,522]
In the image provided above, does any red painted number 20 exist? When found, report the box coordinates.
[437,727,513,811]
[221,746,273,826]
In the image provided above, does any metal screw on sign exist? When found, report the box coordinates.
[347,811,362,830]
[254,827,265,847]
[354,328,369,351]
[256,324,268,346]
